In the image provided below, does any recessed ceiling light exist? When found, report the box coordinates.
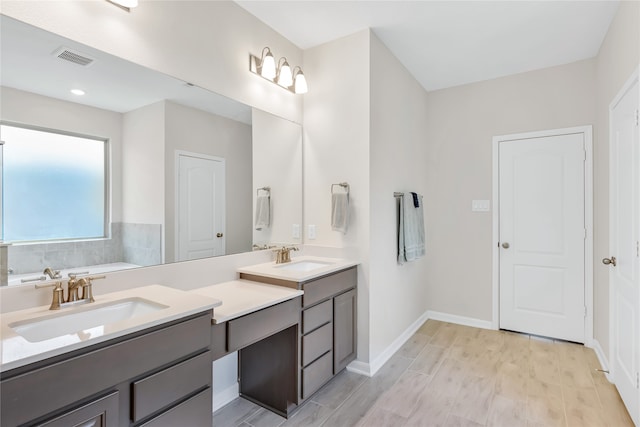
[70,89,85,96]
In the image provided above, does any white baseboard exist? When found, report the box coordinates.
[590,339,613,382]
[213,382,239,412]
[346,310,493,378]
[425,310,493,330]
[347,311,430,377]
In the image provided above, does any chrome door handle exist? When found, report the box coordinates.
[501,242,510,249]
[216,233,223,238]
[602,256,617,267]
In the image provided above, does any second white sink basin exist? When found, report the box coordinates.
[9,298,168,343]
[275,260,334,272]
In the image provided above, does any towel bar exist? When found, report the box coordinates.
[394,192,404,197]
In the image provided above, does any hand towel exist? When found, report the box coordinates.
[398,192,425,264]
[255,195,270,230]
[331,193,349,233]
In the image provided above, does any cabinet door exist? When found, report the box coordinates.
[333,289,356,373]
[36,391,118,427]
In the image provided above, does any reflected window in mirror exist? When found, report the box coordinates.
[0,123,107,242]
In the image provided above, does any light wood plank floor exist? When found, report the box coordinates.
[213,320,634,427]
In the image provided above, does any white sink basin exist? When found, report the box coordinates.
[9,298,168,343]
[275,260,334,272]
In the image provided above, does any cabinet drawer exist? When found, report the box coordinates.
[132,351,211,422]
[140,387,212,427]
[228,297,300,352]
[302,300,332,334]
[36,391,119,427]
[302,268,356,307]
[302,351,333,400]
[302,322,332,367]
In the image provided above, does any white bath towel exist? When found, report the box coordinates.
[331,193,349,233]
[255,195,270,230]
[398,192,425,264]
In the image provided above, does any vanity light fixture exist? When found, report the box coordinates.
[250,47,307,94]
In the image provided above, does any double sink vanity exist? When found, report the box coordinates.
[0,256,358,427]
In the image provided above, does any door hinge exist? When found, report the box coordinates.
[584,228,587,240]
[635,109,639,127]
[584,306,587,317]
[636,372,639,389]
[637,241,639,258]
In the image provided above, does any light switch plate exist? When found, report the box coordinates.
[292,224,300,239]
[471,200,491,212]
[308,225,316,240]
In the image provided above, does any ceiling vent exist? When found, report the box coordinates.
[53,47,95,67]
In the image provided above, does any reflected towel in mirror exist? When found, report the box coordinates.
[255,195,271,230]
[331,193,349,233]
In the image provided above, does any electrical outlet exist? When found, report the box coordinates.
[292,224,300,239]
[308,225,316,240]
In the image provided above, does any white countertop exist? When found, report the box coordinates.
[236,256,358,282]
[189,280,303,323]
[0,285,221,372]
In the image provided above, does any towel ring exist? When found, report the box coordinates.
[257,186,271,197]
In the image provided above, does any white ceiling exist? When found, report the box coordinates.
[236,0,620,91]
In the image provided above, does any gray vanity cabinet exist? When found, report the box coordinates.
[240,266,357,403]
[1,311,213,427]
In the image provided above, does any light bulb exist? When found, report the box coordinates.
[70,89,85,96]
[260,50,276,80]
[277,60,293,87]
[294,71,308,94]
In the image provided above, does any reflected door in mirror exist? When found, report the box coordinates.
[177,152,225,261]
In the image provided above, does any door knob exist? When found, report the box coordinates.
[602,256,617,267]
[216,233,223,238]
[501,242,510,249]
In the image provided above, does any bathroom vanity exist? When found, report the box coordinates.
[237,257,358,413]
[0,286,220,427]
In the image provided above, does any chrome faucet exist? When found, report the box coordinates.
[36,275,105,310]
[273,246,299,264]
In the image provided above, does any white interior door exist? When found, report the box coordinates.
[609,75,639,425]
[499,132,586,342]
[177,152,225,261]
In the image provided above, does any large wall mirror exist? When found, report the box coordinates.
[0,16,303,286]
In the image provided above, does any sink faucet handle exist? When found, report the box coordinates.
[77,275,106,303]
[35,281,64,310]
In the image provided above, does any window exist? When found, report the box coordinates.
[0,123,107,242]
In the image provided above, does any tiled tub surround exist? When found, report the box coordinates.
[6,222,161,276]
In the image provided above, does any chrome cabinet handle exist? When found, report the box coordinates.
[501,242,510,249]
[602,256,617,267]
